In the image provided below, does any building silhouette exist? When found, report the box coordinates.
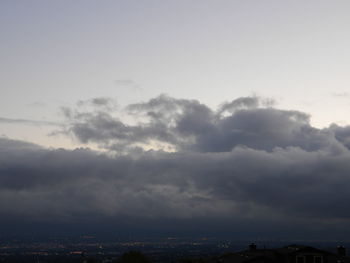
[213,244,350,263]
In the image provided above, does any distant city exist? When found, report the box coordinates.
[0,235,349,263]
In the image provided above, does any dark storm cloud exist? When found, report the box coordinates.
[4,95,350,237]
[328,124,350,150]
[61,95,341,153]
[1,136,350,229]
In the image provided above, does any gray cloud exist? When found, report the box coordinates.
[3,96,350,238]
[1,136,350,236]
[0,117,60,126]
[328,124,350,149]
[217,96,275,115]
[115,78,142,91]
[61,95,343,153]
[76,97,118,111]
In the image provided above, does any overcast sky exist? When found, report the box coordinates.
[2,1,350,240]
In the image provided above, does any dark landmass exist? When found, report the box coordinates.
[0,235,350,263]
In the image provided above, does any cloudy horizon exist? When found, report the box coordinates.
[2,95,350,239]
[2,0,350,241]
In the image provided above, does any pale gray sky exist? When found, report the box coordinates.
[1,0,350,147]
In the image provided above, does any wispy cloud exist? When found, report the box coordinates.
[114,78,142,91]
[0,117,60,126]
[331,92,350,98]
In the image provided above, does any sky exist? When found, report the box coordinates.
[2,0,350,240]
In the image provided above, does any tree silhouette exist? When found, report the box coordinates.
[115,251,152,263]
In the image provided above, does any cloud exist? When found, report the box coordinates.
[115,78,142,91]
[217,96,275,115]
[60,95,341,153]
[3,95,350,238]
[0,117,60,126]
[76,97,118,111]
[1,136,350,237]
[332,92,350,98]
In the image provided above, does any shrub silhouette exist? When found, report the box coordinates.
[115,251,151,263]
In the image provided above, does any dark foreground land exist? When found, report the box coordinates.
[0,236,350,263]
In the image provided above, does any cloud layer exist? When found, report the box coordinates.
[2,95,350,238]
